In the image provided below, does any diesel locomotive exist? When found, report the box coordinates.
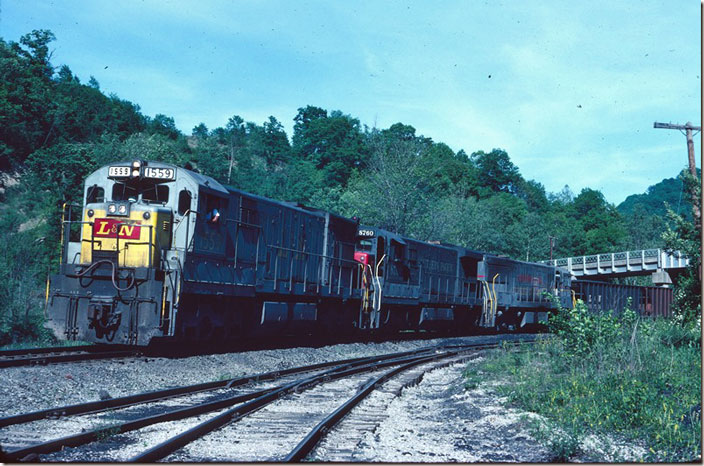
[44,160,594,346]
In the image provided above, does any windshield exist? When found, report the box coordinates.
[112,181,170,203]
[357,239,373,251]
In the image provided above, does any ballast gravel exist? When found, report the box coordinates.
[0,335,515,418]
[1,333,621,462]
[313,360,553,462]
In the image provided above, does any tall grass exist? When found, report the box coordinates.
[465,301,701,462]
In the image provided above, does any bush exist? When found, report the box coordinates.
[467,300,702,462]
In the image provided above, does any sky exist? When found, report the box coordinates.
[1,0,700,205]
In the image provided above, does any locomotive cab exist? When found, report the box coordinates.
[47,160,186,345]
[354,228,376,266]
[78,160,175,269]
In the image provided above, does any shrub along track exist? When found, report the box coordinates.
[0,336,535,462]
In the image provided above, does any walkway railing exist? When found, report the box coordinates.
[541,249,689,278]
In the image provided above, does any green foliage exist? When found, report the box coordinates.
[470,148,522,195]
[292,106,367,186]
[661,170,701,325]
[569,188,627,254]
[1,28,697,347]
[467,303,702,462]
[339,128,436,236]
[618,171,697,222]
[0,30,146,171]
[0,204,56,345]
[524,417,581,462]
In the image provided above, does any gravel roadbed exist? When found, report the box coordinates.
[0,335,518,417]
[1,334,550,462]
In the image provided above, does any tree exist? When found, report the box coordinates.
[15,29,56,79]
[618,170,698,222]
[291,106,368,186]
[261,116,290,166]
[339,129,432,236]
[292,105,328,145]
[192,123,209,139]
[470,148,522,195]
[382,123,420,141]
[0,33,55,170]
[56,64,78,83]
[432,193,528,256]
[515,178,549,212]
[569,188,627,254]
[224,115,245,183]
[662,170,701,324]
[148,114,180,139]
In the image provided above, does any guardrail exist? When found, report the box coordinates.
[541,249,689,277]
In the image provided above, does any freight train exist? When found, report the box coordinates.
[45,161,669,346]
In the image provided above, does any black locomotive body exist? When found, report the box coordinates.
[47,161,364,345]
[45,161,666,346]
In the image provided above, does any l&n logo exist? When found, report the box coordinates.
[92,218,142,239]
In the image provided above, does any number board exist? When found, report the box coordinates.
[357,229,375,237]
[108,166,130,178]
[144,167,175,180]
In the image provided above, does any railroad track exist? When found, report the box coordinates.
[0,336,536,462]
[0,345,142,368]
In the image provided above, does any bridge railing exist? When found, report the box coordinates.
[541,249,689,276]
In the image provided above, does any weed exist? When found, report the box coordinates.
[466,300,702,462]
[95,425,121,441]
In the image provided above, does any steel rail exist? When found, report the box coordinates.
[0,345,102,357]
[130,342,510,463]
[3,349,444,461]
[0,349,142,368]
[3,338,534,462]
[0,346,445,429]
[4,386,277,461]
[284,352,480,461]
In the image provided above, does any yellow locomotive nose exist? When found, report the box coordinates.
[81,206,171,268]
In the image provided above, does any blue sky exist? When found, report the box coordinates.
[1,1,700,204]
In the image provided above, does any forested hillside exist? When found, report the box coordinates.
[618,173,698,221]
[0,30,693,343]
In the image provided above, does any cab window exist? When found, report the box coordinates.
[203,194,228,224]
[357,239,373,251]
[178,189,192,215]
[112,182,138,201]
[142,184,169,203]
[86,185,104,203]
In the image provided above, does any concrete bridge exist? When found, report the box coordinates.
[541,249,689,285]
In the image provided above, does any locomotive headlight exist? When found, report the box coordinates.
[87,209,94,218]
[142,211,151,220]
[108,204,117,214]
[118,204,127,215]
[131,160,141,178]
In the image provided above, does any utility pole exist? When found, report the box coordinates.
[548,235,556,261]
[653,121,701,227]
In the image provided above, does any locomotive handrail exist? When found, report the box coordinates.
[172,209,198,237]
[64,220,156,271]
[59,203,84,265]
[223,217,262,230]
[266,244,360,267]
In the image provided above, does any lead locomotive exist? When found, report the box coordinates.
[46,160,575,346]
